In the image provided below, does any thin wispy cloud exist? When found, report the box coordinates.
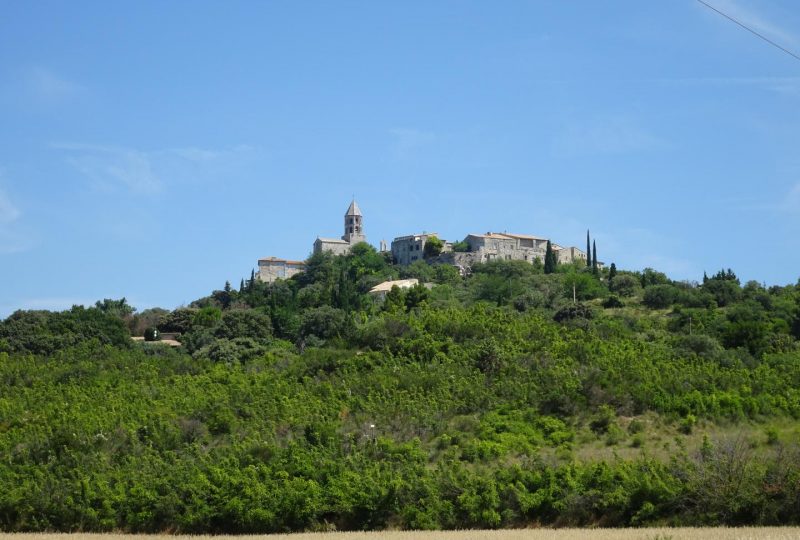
[599,226,699,280]
[0,188,21,224]
[24,66,85,105]
[53,143,261,195]
[783,182,800,211]
[0,178,33,254]
[552,115,664,157]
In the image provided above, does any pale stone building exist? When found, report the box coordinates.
[257,257,307,283]
[463,232,551,263]
[390,233,452,266]
[368,278,419,300]
[553,245,588,265]
[313,200,367,256]
[391,230,587,272]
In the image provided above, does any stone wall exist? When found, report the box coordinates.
[313,238,352,256]
[391,233,440,265]
[258,258,307,283]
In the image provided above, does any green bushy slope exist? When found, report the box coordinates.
[1,247,799,531]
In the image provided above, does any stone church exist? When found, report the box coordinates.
[312,199,366,256]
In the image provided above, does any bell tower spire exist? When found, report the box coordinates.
[343,198,365,244]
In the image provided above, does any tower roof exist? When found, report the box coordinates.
[345,199,362,217]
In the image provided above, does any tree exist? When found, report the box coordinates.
[158,308,197,333]
[143,327,160,341]
[592,240,598,275]
[608,262,617,283]
[452,240,470,252]
[193,306,222,328]
[214,310,273,341]
[544,240,556,274]
[641,268,670,287]
[94,298,135,318]
[643,284,679,309]
[423,236,444,258]
[249,269,256,292]
[299,305,351,342]
[609,274,640,297]
[404,283,430,310]
[586,230,591,268]
[383,285,406,312]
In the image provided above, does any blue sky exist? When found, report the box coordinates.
[1,1,799,316]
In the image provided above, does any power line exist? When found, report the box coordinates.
[696,0,800,63]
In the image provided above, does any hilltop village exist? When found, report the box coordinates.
[257,200,588,283]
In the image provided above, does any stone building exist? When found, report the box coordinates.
[553,245,588,265]
[313,200,367,256]
[463,232,551,263]
[257,257,307,283]
[391,229,587,273]
[390,233,452,266]
[368,278,420,300]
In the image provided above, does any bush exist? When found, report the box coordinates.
[679,414,697,434]
[423,236,444,258]
[603,295,624,309]
[143,327,160,341]
[609,274,641,297]
[452,240,469,252]
[214,310,272,341]
[643,285,679,309]
[554,303,594,323]
[299,305,351,342]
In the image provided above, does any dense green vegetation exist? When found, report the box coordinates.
[1,244,800,532]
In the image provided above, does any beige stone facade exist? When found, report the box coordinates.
[392,230,587,272]
[390,233,452,266]
[257,257,307,283]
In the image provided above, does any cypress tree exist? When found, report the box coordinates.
[609,262,617,282]
[249,269,256,291]
[592,240,598,275]
[544,240,555,274]
[586,230,591,267]
[239,278,245,293]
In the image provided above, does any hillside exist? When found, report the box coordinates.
[1,245,799,532]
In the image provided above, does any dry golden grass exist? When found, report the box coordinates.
[4,529,800,540]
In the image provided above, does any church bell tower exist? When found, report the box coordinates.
[343,199,365,244]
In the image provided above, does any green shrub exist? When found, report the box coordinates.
[143,327,160,341]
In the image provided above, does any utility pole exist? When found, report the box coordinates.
[573,282,577,304]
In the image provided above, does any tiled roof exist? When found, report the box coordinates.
[258,256,307,265]
[316,237,349,244]
[369,278,419,294]
[503,233,547,240]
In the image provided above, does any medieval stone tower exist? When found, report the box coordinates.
[312,199,367,255]
[343,199,365,244]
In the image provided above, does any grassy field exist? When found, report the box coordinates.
[4,530,800,540]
